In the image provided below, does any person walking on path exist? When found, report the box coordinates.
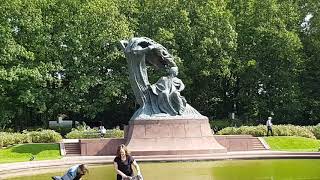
[266,116,273,136]
[114,144,142,180]
[99,125,107,138]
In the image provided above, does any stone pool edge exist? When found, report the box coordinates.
[1,151,320,179]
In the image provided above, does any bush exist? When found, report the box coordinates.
[65,128,99,139]
[50,126,72,137]
[65,123,124,139]
[0,132,31,147]
[0,130,62,148]
[209,119,241,131]
[272,125,315,139]
[217,124,316,139]
[308,124,320,139]
[210,119,259,132]
[237,125,266,136]
[0,133,18,147]
[13,133,32,144]
[25,130,62,143]
[104,127,124,138]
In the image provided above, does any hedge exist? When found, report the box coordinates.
[0,130,62,148]
[217,124,317,139]
[66,124,124,139]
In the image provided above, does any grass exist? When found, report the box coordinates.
[264,136,320,152]
[0,143,61,163]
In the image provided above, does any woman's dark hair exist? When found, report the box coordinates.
[116,144,130,157]
[78,164,89,175]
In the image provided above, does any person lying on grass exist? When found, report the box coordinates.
[52,164,88,180]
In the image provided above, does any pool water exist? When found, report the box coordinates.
[8,159,320,180]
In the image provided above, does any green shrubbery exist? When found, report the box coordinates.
[0,132,31,148]
[50,126,72,137]
[65,123,124,139]
[65,127,98,139]
[210,119,258,132]
[307,124,320,139]
[104,128,124,138]
[0,130,62,148]
[210,119,239,131]
[27,130,63,143]
[217,124,317,139]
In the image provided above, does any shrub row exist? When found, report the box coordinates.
[217,124,320,139]
[65,125,124,139]
[210,119,248,131]
[0,130,62,148]
[307,124,320,139]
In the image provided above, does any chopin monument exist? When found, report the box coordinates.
[120,37,226,155]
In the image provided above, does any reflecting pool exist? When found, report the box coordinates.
[8,159,320,180]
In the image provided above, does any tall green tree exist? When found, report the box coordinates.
[300,0,320,123]
[227,0,304,123]
[0,0,61,129]
[0,0,133,130]
[136,0,237,117]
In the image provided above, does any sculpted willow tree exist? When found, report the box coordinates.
[120,37,204,120]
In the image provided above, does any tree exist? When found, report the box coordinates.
[0,0,62,130]
[0,0,133,130]
[300,0,320,123]
[136,0,237,118]
[227,0,304,123]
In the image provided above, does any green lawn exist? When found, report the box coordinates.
[0,143,61,163]
[264,136,320,152]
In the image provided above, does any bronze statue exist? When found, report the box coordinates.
[120,37,203,120]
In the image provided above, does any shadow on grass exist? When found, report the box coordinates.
[11,144,59,155]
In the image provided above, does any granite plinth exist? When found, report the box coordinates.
[125,118,227,155]
[80,138,125,156]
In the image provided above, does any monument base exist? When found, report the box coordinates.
[125,118,227,155]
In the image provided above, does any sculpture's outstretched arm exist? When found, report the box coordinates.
[177,80,185,92]
[120,40,128,51]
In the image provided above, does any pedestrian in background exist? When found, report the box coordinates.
[266,116,273,136]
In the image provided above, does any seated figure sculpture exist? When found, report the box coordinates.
[149,66,186,115]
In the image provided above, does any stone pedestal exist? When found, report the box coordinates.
[80,138,125,156]
[125,118,227,155]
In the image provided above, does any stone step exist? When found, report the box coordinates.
[64,143,81,156]
[64,144,79,147]
[65,150,80,153]
[252,140,266,150]
[252,143,264,146]
[65,147,80,149]
[66,150,80,153]
[66,153,81,155]
[215,135,268,151]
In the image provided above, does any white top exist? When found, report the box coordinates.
[100,126,107,134]
[266,119,272,126]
